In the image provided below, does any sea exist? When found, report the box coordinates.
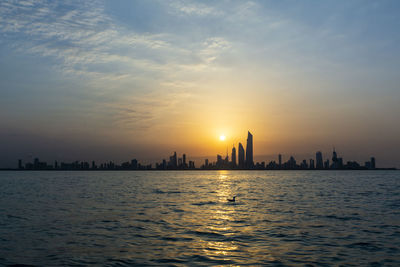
[0,170,399,266]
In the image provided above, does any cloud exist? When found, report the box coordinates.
[0,0,234,77]
[0,0,271,137]
[0,0,219,130]
[167,0,221,16]
[0,1,172,79]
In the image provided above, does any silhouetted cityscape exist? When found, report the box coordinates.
[8,131,396,171]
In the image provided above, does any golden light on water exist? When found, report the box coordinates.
[201,172,238,260]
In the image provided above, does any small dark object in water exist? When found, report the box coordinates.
[227,196,236,202]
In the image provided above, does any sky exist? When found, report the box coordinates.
[1,0,400,168]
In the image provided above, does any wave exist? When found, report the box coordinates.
[186,230,225,239]
[152,189,182,194]
[191,201,217,206]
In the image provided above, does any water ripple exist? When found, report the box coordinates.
[0,170,399,266]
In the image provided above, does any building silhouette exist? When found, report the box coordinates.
[245,131,254,169]
[131,159,138,170]
[316,151,323,169]
[371,157,376,169]
[183,154,187,168]
[216,154,223,168]
[231,146,236,168]
[309,159,315,169]
[331,148,341,169]
[278,154,282,169]
[238,142,245,169]
[288,156,296,169]
[10,130,395,171]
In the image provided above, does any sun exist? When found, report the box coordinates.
[219,135,226,141]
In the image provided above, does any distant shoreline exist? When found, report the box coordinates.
[0,168,397,171]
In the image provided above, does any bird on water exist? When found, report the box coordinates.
[227,196,236,202]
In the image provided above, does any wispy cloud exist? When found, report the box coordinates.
[167,0,221,17]
[0,0,236,131]
[0,0,233,77]
[3,0,349,134]
[0,1,170,77]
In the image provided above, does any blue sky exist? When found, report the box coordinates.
[1,0,400,167]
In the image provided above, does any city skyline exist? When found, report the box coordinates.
[10,131,395,171]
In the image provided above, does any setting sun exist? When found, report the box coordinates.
[219,135,226,141]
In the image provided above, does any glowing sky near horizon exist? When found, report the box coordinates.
[0,0,400,167]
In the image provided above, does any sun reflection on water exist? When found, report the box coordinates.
[200,171,240,260]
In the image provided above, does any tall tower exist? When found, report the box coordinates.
[238,143,245,169]
[316,151,323,169]
[278,154,282,169]
[171,152,177,168]
[370,157,376,169]
[246,131,253,169]
[183,154,187,169]
[332,148,338,169]
[332,148,337,162]
[231,146,237,168]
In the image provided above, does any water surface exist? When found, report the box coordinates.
[0,170,399,266]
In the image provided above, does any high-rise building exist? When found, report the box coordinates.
[238,143,245,169]
[370,157,376,169]
[131,159,138,170]
[316,151,323,169]
[365,161,371,169]
[173,152,177,168]
[309,159,315,169]
[216,154,223,168]
[18,159,22,169]
[189,161,195,169]
[324,159,330,169]
[231,146,236,167]
[178,158,182,167]
[288,156,296,169]
[331,148,339,169]
[183,154,187,168]
[278,154,282,169]
[332,148,337,161]
[301,159,308,169]
[169,152,177,169]
[245,131,254,169]
[337,158,343,169]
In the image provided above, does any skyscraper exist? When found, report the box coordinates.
[371,157,376,169]
[331,148,338,169]
[131,159,138,169]
[309,159,315,169]
[316,151,323,169]
[217,154,223,168]
[332,148,337,161]
[231,146,236,168]
[171,152,177,168]
[245,131,253,169]
[278,154,282,169]
[238,142,245,169]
